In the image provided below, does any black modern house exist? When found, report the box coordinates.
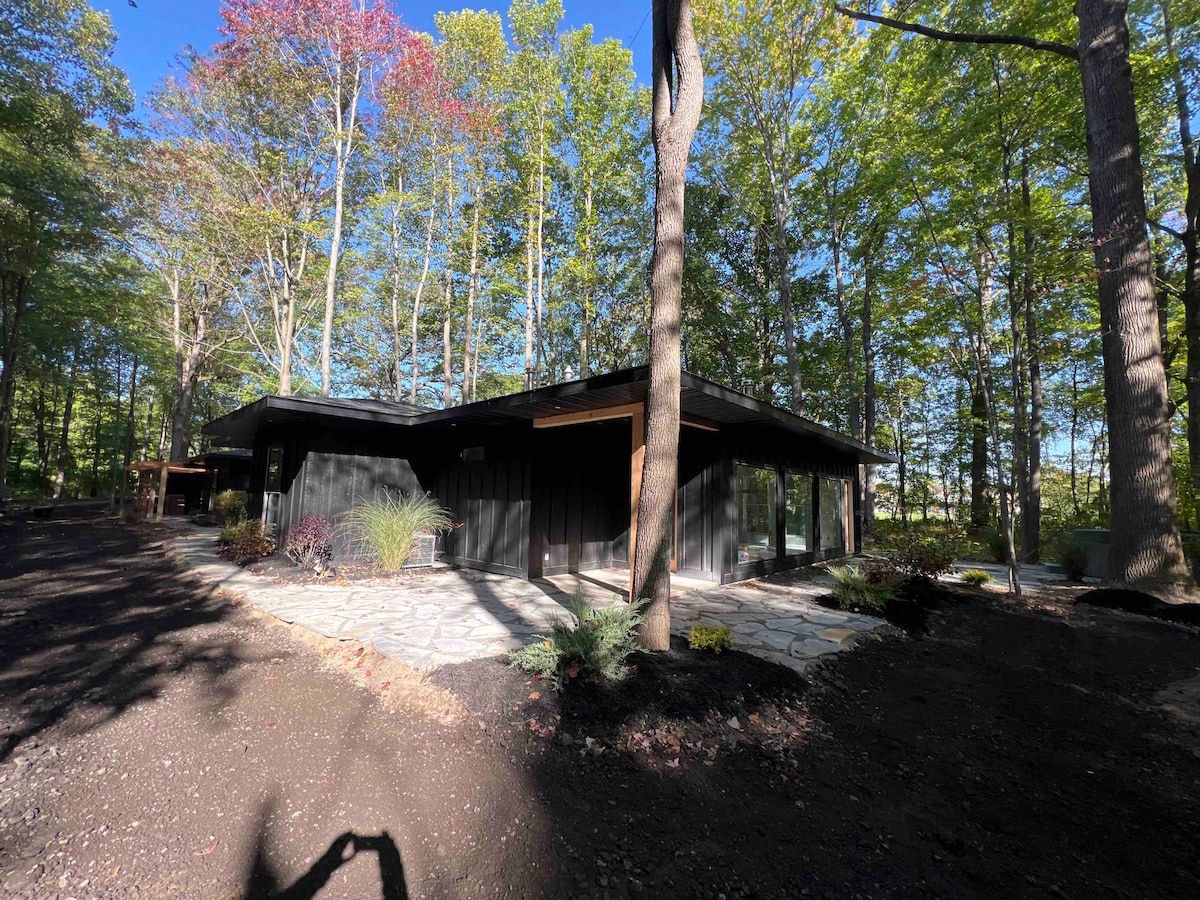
[201,367,893,587]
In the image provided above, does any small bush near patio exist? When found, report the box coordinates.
[892,535,957,580]
[214,489,248,524]
[986,528,1009,563]
[341,493,453,572]
[688,624,732,653]
[830,565,893,611]
[961,569,992,586]
[285,514,333,571]
[218,519,275,560]
[507,590,647,690]
[1058,538,1090,582]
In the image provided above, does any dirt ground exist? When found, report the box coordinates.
[2,512,1199,899]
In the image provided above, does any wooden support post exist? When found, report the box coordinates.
[629,403,645,601]
[155,462,168,523]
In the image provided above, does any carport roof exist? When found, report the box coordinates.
[202,367,897,464]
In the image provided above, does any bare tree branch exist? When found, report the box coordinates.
[834,5,1078,61]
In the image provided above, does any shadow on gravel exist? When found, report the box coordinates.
[243,799,409,899]
[0,511,247,762]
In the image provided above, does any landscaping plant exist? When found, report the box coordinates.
[1058,538,1090,583]
[891,535,957,580]
[688,624,732,653]
[341,493,453,572]
[285,514,333,571]
[507,589,647,690]
[218,519,275,560]
[214,489,248,524]
[961,569,993,587]
[830,565,893,611]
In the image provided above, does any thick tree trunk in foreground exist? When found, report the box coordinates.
[1077,0,1188,584]
[634,0,703,650]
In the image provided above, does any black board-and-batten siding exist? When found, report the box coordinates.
[247,417,860,586]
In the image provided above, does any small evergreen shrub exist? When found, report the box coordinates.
[285,514,333,570]
[830,565,893,610]
[341,493,453,572]
[218,519,275,560]
[507,589,647,690]
[1058,539,1090,582]
[688,624,732,653]
[214,489,248,524]
[961,568,992,586]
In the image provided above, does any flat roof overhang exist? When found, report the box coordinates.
[202,368,898,465]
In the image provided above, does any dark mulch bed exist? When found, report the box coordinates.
[240,552,445,585]
[1077,586,1200,625]
[433,591,1200,899]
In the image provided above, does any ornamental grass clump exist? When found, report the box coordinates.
[830,565,893,611]
[285,514,333,571]
[341,493,453,572]
[507,589,647,690]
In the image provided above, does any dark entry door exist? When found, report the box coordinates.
[530,420,629,577]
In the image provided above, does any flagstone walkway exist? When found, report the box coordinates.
[168,524,884,674]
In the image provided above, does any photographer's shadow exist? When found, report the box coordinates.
[243,826,408,899]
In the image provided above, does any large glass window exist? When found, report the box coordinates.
[785,472,812,554]
[736,463,776,563]
[819,477,847,550]
[262,445,284,531]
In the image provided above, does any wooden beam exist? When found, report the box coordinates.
[629,403,645,600]
[680,413,719,432]
[532,402,645,429]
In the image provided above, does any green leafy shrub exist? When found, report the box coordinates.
[214,489,248,524]
[218,519,275,560]
[341,493,453,572]
[1058,538,1090,582]
[688,624,732,653]
[830,565,893,610]
[285,514,333,570]
[961,568,992,586]
[507,590,647,690]
[892,535,957,580]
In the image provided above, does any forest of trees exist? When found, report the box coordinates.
[4,0,1200,582]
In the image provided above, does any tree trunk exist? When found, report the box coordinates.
[52,347,78,499]
[524,210,535,389]
[1077,0,1188,584]
[634,0,703,650]
[1021,155,1043,561]
[969,373,989,529]
[463,184,481,399]
[0,273,30,497]
[410,187,438,405]
[1162,0,1200,534]
[772,204,802,414]
[862,238,877,539]
[831,210,858,437]
[443,269,453,408]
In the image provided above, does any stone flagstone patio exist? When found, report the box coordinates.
[168,524,884,673]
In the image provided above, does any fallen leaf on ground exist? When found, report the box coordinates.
[529,691,541,700]
[266,722,277,728]
[748,713,761,724]
[195,840,219,856]
[264,676,278,682]
[567,665,580,679]
[375,681,390,691]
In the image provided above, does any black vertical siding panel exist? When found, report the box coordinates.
[508,459,524,570]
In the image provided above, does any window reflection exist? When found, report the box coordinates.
[736,464,776,563]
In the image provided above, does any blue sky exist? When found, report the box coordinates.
[90,0,654,109]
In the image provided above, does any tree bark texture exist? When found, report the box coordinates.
[1077,0,1188,583]
[634,0,703,650]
